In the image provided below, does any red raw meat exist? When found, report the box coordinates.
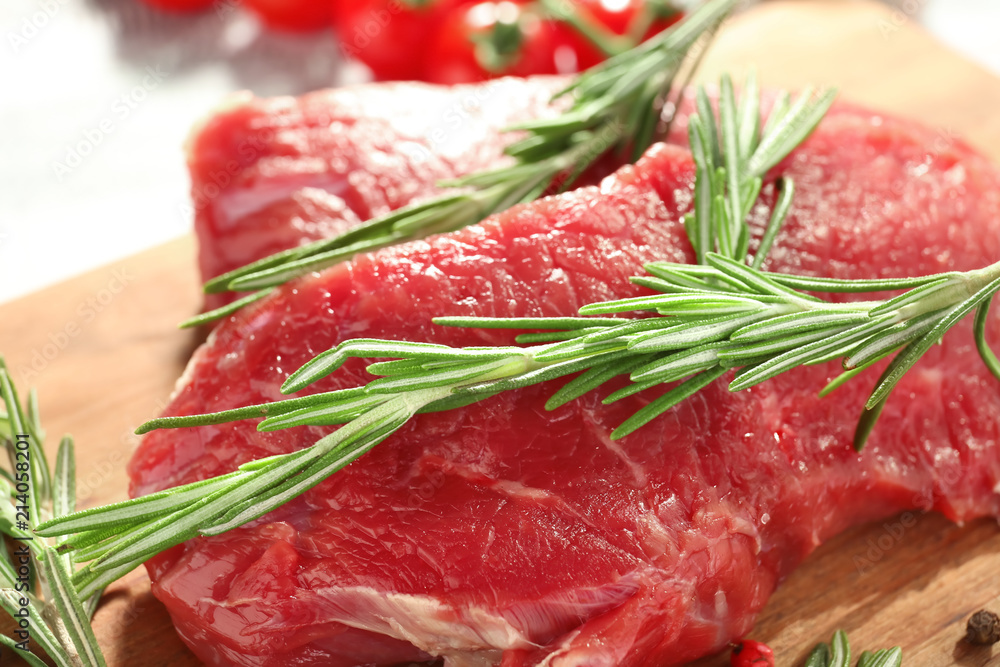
[187,77,583,311]
[133,102,1000,666]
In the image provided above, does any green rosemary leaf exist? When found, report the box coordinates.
[581,318,672,344]
[736,69,761,163]
[720,74,743,253]
[629,275,692,294]
[0,635,49,667]
[53,436,75,519]
[26,388,45,446]
[751,176,795,270]
[228,233,409,291]
[0,542,21,586]
[545,354,657,410]
[456,349,633,395]
[626,78,668,162]
[630,342,727,384]
[708,252,817,300]
[257,394,393,431]
[737,176,763,241]
[0,364,26,442]
[180,288,273,329]
[688,114,715,265]
[974,295,1000,380]
[364,358,518,394]
[204,398,419,536]
[604,371,671,404]
[855,387,891,451]
[747,87,837,177]
[418,390,503,414]
[203,242,313,294]
[857,647,903,667]
[767,271,946,293]
[433,316,623,329]
[36,473,240,536]
[829,629,851,667]
[39,550,107,666]
[611,366,728,439]
[81,473,283,573]
[62,524,137,557]
[713,188,733,259]
[644,260,750,293]
[627,310,775,352]
[280,340,502,394]
[0,588,70,667]
[364,358,437,376]
[818,365,868,398]
[74,561,136,604]
[845,309,945,370]
[135,390,351,434]
[531,338,624,363]
[729,314,895,391]
[0,367,47,528]
[580,293,772,316]
[515,328,606,344]
[717,326,844,361]
[868,276,954,317]
[761,90,791,139]
[803,642,831,667]
[730,309,870,343]
[211,194,465,293]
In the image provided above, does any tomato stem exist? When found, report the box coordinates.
[626,0,680,44]
[537,0,633,56]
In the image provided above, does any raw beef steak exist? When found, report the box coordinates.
[133,104,1000,666]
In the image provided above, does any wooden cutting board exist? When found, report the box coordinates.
[3,1,1000,664]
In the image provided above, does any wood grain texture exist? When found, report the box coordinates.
[2,1,999,665]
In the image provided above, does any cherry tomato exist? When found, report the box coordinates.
[337,0,463,80]
[243,0,332,31]
[556,0,682,70]
[423,1,562,84]
[139,0,215,12]
[731,639,775,667]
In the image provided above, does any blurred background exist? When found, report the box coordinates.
[1,0,999,305]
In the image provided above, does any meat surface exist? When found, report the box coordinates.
[188,76,577,310]
[133,102,1000,666]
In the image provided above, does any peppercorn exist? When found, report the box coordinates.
[966,609,1000,645]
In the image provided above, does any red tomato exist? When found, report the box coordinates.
[557,0,682,70]
[337,0,463,80]
[422,1,563,84]
[730,639,775,667]
[243,0,332,31]
[140,0,215,12]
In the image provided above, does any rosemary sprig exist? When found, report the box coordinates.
[0,359,107,667]
[36,77,843,590]
[186,0,739,327]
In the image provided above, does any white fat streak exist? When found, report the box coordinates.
[307,586,535,655]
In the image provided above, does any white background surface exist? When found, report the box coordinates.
[1,0,999,305]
